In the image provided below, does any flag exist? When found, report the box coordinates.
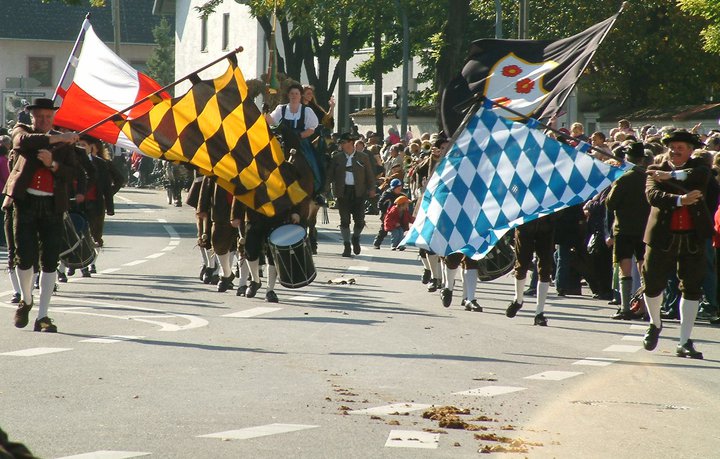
[442,10,620,136]
[402,104,629,259]
[116,57,307,217]
[53,18,167,151]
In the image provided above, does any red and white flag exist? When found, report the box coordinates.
[54,18,167,151]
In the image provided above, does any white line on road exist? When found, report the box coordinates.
[572,357,620,367]
[385,430,439,449]
[287,293,329,302]
[453,386,527,397]
[621,335,645,342]
[198,423,318,440]
[348,403,431,415]
[603,344,642,353]
[347,266,369,272]
[122,260,148,267]
[145,253,166,259]
[99,268,121,274]
[79,335,144,344]
[524,371,583,381]
[630,324,647,330]
[0,347,73,357]
[55,451,151,459]
[223,307,283,318]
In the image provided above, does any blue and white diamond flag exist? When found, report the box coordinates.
[402,106,629,259]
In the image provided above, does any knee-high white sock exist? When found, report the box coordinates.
[268,265,277,291]
[207,250,217,269]
[444,266,457,290]
[200,247,210,266]
[247,258,260,283]
[9,269,21,295]
[217,252,232,278]
[514,277,526,304]
[238,259,249,287]
[463,269,477,301]
[37,271,56,319]
[428,254,441,279]
[644,293,663,327]
[420,255,430,270]
[16,267,33,304]
[536,281,550,314]
[679,298,699,344]
[58,261,66,275]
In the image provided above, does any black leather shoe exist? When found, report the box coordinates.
[534,313,548,326]
[199,265,207,281]
[342,243,352,257]
[710,316,720,325]
[506,301,523,318]
[643,324,662,351]
[523,288,536,297]
[10,293,20,304]
[67,267,75,277]
[427,279,440,293]
[611,310,633,321]
[14,300,32,328]
[81,268,91,278]
[265,290,279,303]
[421,269,431,285]
[245,281,261,298]
[34,316,57,333]
[607,298,620,306]
[661,309,679,320]
[467,299,483,312]
[236,285,247,296]
[440,288,452,308]
[89,264,97,274]
[351,236,361,255]
[57,271,68,283]
[676,339,703,359]
[217,274,235,293]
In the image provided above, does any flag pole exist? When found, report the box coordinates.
[76,46,244,135]
[53,13,91,101]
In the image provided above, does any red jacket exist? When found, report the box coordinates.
[384,204,414,232]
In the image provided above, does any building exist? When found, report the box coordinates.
[0,0,163,127]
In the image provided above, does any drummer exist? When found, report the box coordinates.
[3,98,80,333]
[233,199,302,303]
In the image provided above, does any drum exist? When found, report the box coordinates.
[59,212,97,269]
[476,231,516,281]
[268,224,316,289]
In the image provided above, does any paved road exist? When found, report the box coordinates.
[0,188,718,458]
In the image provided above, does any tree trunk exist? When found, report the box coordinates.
[434,0,471,128]
[373,10,384,137]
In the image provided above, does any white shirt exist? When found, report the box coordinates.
[345,153,355,185]
[269,104,319,131]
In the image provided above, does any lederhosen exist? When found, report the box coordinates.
[513,216,555,282]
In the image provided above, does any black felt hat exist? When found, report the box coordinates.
[338,132,358,143]
[661,129,702,148]
[27,98,59,111]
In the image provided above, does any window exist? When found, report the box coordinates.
[201,16,208,52]
[28,57,52,87]
[349,94,372,113]
[222,13,230,51]
[383,94,393,107]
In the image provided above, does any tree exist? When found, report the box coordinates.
[47,0,106,5]
[146,16,175,86]
[677,0,720,54]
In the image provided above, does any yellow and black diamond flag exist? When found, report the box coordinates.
[117,57,307,217]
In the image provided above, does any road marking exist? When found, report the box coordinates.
[99,268,121,274]
[122,260,147,267]
[348,403,431,415]
[161,223,179,239]
[572,357,620,367]
[347,266,369,272]
[127,314,208,332]
[621,335,645,342]
[1,347,73,357]
[524,371,583,381]
[161,246,175,251]
[385,430,439,449]
[79,335,143,344]
[145,253,166,259]
[630,324,647,330]
[224,307,283,318]
[198,423,318,440]
[168,240,180,246]
[287,293,329,302]
[454,386,527,397]
[603,344,642,353]
[55,451,150,459]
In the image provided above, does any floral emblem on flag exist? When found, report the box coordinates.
[515,78,535,94]
[502,65,522,77]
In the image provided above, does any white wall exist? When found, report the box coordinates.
[173,0,266,95]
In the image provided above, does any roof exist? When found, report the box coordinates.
[0,0,169,44]
[599,103,720,123]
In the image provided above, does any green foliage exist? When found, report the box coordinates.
[46,0,106,5]
[677,0,720,53]
[146,16,175,86]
